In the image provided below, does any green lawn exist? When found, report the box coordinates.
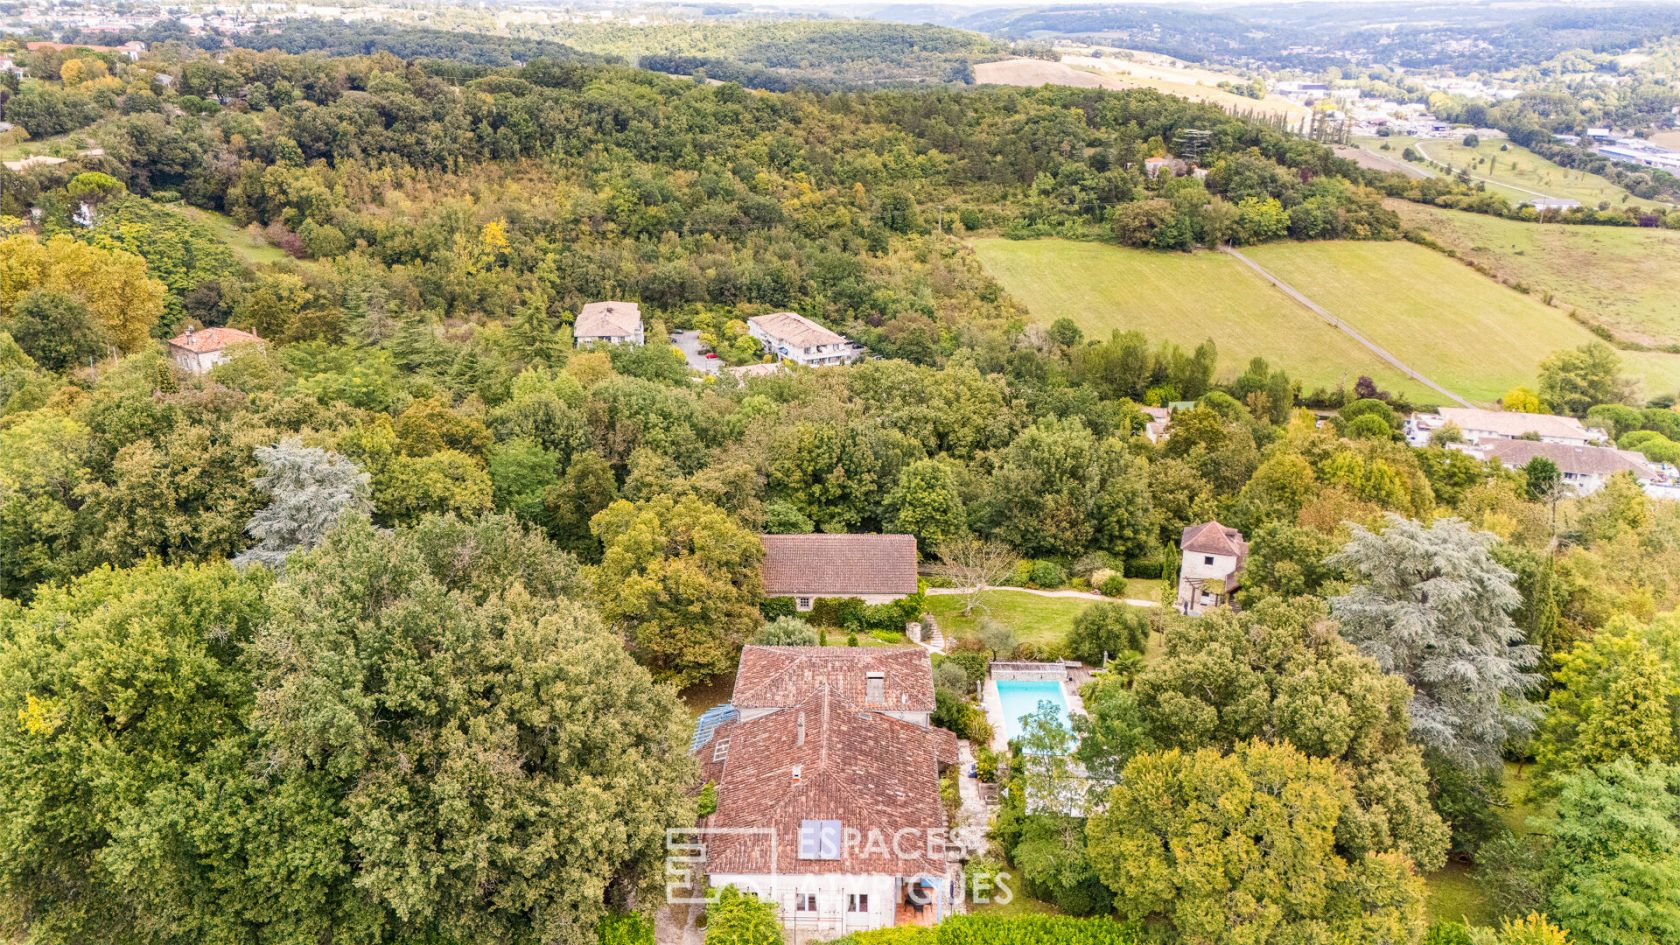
[168,205,297,269]
[1241,240,1680,403]
[969,238,1433,401]
[1421,761,1547,929]
[925,591,1101,650]
[1393,201,1680,349]
[1425,861,1498,927]
[1358,135,1667,211]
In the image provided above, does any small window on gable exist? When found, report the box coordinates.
[1203,555,1215,566]
[865,671,885,703]
[712,738,730,762]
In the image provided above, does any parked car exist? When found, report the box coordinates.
[705,352,719,359]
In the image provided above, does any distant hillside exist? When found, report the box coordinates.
[231,22,615,67]
[874,1,1680,71]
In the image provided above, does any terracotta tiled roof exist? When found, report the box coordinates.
[575,300,642,338]
[1483,439,1659,481]
[697,685,955,876]
[760,533,918,597]
[165,326,261,354]
[1182,520,1247,561]
[1437,407,1601,442]
[748,311,845,349]
[732,646,937,713]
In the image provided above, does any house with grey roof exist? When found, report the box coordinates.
[1480,439,1661,497]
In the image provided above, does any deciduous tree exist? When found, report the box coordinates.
[590,495,763,685]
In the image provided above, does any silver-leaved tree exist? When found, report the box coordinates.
[235,439,372,569]
[1331,514,1542,768]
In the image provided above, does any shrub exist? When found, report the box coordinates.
[935,914,1137,943]
[697,782,717,817]
[1027,560,1067,588]
[1099,574,1131,597]
[933,660,971,694]
[752,616,818,646]
[760,596,797,620]
[703,886,780,944]
[976,746,999,782]
[1066,602,1150,665]
[937,648,988,689]
[598,912,656,945]
[1422,921,1471,945]
[1121,557,1161,579]
[1072,553,1111,579]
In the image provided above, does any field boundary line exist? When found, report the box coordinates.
[1220,246,1474,407]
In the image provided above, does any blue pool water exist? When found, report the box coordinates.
[995,679,1072,743]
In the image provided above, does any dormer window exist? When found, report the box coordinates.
[712,738,730,762]
[865,671,884,703]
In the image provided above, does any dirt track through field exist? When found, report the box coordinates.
[1220,246,1473,407]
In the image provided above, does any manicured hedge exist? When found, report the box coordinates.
[824,915,1135,945]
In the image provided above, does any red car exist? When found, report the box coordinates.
[704,352,719,359]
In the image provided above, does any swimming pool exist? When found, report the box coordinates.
[994,679,1072,743]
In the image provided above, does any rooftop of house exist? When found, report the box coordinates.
[748,311,845,349]
[1182,520,1248,562]
[760,533,919,598]
[1436,407,1600,442]
[697,683,956,876]
[165,326,262,354]
[574,300,642,338]
[731,645,937,714]
[1481,439,1659,481]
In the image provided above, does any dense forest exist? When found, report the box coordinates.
[2,30,1680,945]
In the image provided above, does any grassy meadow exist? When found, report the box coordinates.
[925,590,1099,650]
[1242,241,1680,403]
[168,206,297,269]
[1356,135,1666,211]
[969,238,1432,401]
[1392,201,1680,348]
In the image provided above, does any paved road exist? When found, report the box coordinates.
[1220,246,1473,408]
[927,585,1158,608]
[669,330,720,375]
